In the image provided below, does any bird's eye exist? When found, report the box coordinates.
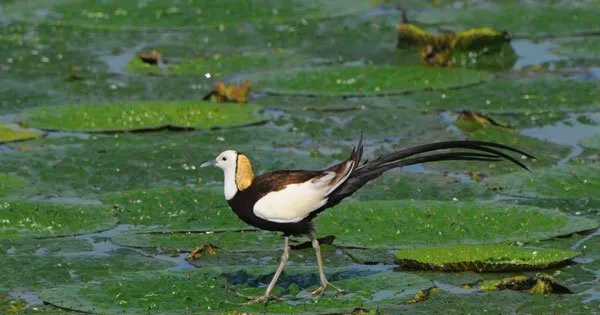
[222,157,227,161]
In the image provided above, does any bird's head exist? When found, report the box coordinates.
[201,150,254,199]
[201,150,238,171]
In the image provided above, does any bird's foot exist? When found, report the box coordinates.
[234,291,284,305]
[187,244,218,260]
[311,281,347,296]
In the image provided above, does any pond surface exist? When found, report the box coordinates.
[0,0,599,314]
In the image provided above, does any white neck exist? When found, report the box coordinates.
[223,167,238,200]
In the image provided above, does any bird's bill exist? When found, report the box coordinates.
[200,160,217,168]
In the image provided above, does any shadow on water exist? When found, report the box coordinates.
[224,263,394,294]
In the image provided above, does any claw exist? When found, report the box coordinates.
[234,291,284,305]
[310,281,347,296]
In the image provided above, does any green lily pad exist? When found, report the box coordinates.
[426,126,569,175]
[102,186,243,230]
[257,65,493,96]
[0,174,27,198]
[112,230,278,252]
[40,266,432,314]
[127,50,313,77]
[111,198,597,250]
[0,237,92,256]
[409,78,600,113]
[5,0,372,30]
[0,123,40,143]
[318,200,597,248]
[580,132,600,150]
[395,245,578,272]
[0,129,327,197]
[552,37,600,58]
[486,163,600,199]
[0,200,118,240]
[424,4,600,38]
[19,101,267,132]
[0,249,174,292]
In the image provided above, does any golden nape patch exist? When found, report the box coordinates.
[236,154,254,190]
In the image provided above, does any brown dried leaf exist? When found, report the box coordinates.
[139,49,162,66]
[204,81,251,104]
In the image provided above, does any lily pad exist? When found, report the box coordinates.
[318,200,597,248]
[40,266,432,314]
[580,132,600,150]
[395,244,578,272]
[0,174,27,197]
[102,186,242,230]
[0,123,40,144]
[486,163,600,199]
[112,230,278,252]
[128,50,312,77]
[257,65,493,96]
[0,200,118,240]
[552,37,600,59]
[0,249,174,292]
[423,126,568,175]
[19,101,267,132]
[409,78,600,113]
[5,0,372,30]
[424,4,600,38]
[112,199,597,250]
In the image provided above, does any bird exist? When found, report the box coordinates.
[200,135,534,304]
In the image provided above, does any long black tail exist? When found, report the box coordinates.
[328,135,534,206]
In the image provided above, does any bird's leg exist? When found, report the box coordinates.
[238,236,290,305]
[309,232,345,296]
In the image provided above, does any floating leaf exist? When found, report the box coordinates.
[320,200,597,248]
[486,163,600,199]
[19,100,267,132]
[423,4,600,38]
[395,245,578,272]
[0,123,41,144]
[102,187,243,230]
[257,65,492,96]
[127,50,311,77]
[5,0,372,30]
[580,132,600,150]
[40,266,432,314]
[480,275,571,294]
[426,126,569,174]
[0,249,174,292]
[410,78,600,113]
[0,174,26,198]
[0,200,118,240]
[111,197,597,250]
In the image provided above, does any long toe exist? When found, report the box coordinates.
[310,281,347,296]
